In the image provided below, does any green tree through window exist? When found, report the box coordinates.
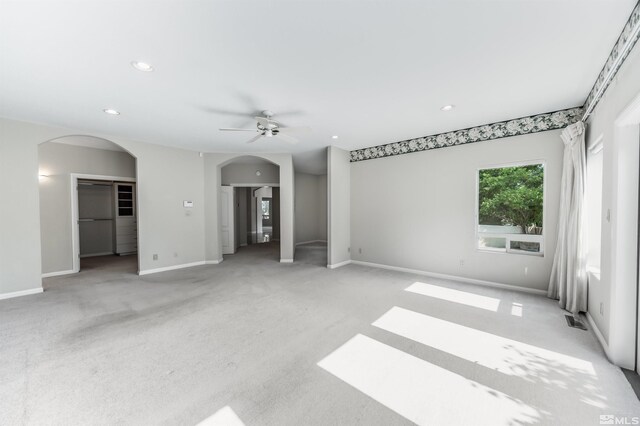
[478,164,543,234]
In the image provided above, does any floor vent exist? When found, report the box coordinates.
[565,315,587,330]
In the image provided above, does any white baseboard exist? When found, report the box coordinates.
[42,269,76,278]
[0,287,44,301]
[296,240,328,246]
[280,258,294,263]
[79,252,113,258]
[349,260,548,296]
[585,311,612,360]
[139,261,206,276]
[205,258,224,265]
[327,260,352,269]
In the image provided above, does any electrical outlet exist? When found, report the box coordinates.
[359,248,362,254]
[174,252,178,258]
[459,259,464,267]
[348,247,350,252]
[153,254,158,261]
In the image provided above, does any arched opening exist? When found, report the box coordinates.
[219,156,281,261]
[38,135,140,282]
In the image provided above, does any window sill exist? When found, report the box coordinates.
[477,248,544,257]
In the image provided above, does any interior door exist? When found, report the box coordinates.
[221,186,235,255]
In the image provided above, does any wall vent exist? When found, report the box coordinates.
[565,315,587,330]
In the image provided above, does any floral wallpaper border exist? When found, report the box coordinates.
[350,107,583,162]
[350,2,640,163]
[583,1,640,119]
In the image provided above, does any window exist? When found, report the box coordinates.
[477,163,544,255]
[261,199,270,220]
[586,137,603,274]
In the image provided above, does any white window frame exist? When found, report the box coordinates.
[475,160,546,257]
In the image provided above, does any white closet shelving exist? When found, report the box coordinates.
[114,183,137,255]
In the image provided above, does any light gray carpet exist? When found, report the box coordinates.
[1,243,638,425]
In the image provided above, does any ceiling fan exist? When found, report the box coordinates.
[219,110,310,144]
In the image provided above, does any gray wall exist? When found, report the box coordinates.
[0,117,206,297]
[585,43,640,351]
[221,163,279,185]
[350,130,563,292]
[295,172,328,244]
[39,143,136,272]
[328,146,351,266]
[318,174,327,241]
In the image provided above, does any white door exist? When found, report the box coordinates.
[221,186,235,255]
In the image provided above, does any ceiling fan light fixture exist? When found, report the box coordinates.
[441,104,455,111]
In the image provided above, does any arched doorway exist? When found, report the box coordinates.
[38,135,140,278]
[205,152,295,264]
[219,156,281,261]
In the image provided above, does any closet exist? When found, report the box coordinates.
[114,183,137,255]
[77,180,137,257]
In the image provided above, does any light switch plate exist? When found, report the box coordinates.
[183,200,194,208]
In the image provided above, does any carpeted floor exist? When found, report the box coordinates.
[1,242,638,425]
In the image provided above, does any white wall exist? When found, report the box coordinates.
[584,42,640,367]
[318,174,327,241]
[328,146,351,267]
[39,142,136,273]
[295,172,327,244]
[204,153,295,262]
[0,117,206,297]
[221,162,279,185]
[350,131,563,291]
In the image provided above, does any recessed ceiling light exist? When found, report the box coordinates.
[441,105,455,111]
[103,108,120,115]
[131,61,154,72]
[332,135,339,139]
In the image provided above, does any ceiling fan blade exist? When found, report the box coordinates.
[200,107,252,118]
[275,133,299,144]
[219,128,258,132]
[246,133,264,144]
[277,126,311,134]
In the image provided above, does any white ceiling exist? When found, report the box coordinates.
[0,1,635,174]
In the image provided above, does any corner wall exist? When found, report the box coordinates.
[295,172,327,244]
[350,130,563,292]
[0,117,206,298]
[328,146,351,267]
[584,42,640,367]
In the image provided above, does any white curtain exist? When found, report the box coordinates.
[548,121,588,314]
